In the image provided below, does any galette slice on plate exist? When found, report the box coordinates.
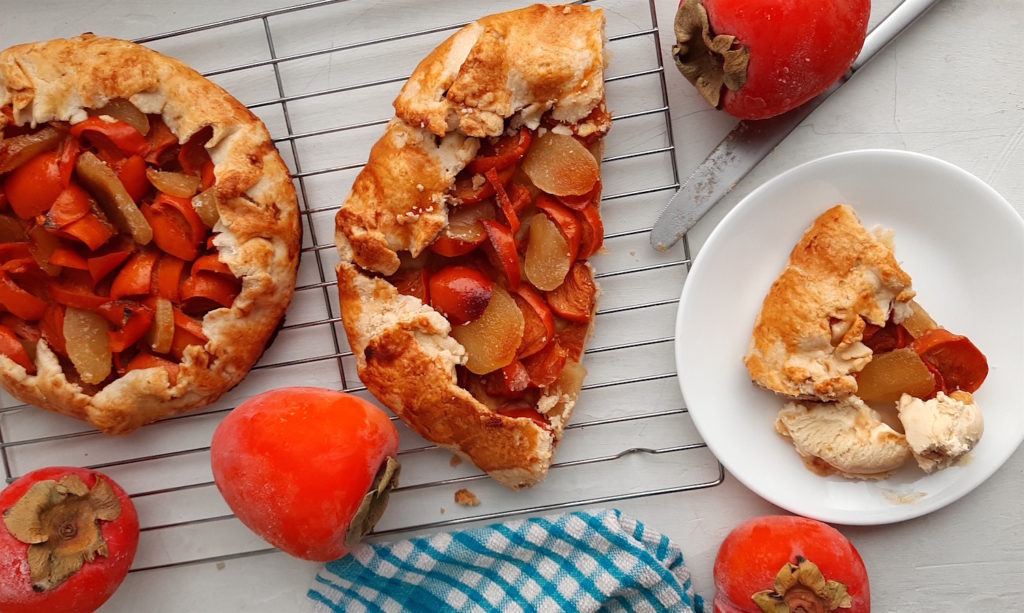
[744,204,988,478]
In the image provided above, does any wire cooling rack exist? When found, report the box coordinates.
[0,0,722,577]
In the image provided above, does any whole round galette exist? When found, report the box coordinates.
[0,35,300,433]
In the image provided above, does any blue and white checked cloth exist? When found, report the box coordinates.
[307,508,703,612]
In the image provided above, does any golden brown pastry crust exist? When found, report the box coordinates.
[0,35,300,433]
[744,204,915,400]
[395,4,606,139]
[335,5,606,488]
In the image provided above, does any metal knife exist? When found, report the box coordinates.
[649,0,942,251]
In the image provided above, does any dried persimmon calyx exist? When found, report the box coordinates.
[752,556,852,613]
[2,474,121,591]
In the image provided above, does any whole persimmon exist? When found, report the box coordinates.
[713,515,869,612]
[210,387,400,561]
[673,0,870,119]
[0,466,139,613]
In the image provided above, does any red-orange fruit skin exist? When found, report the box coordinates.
[210,387,399,562]
[0,466,139,613]
[713,515,870,613]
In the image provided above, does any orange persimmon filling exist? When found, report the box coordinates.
[853,305,988,404]
[383,106,611,425]
[0,101,239,386]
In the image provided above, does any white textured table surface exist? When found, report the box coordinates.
[3,1,1023,611]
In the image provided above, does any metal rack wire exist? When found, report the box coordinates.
[0,0,723,575]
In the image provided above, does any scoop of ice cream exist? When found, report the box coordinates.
[775,396,911,479]
[897,391,983,473]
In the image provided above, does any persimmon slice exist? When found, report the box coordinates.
[144,116,179,165]
[50,247,89,270]
[428,265,493,326]
[480,219,521,291]
[911,328,988,394]
[484,360,531,398]
[855,347,936,403]
[452,164,515,205]
[141,193,206,261]
[0,126,63,174]
[63,307,112,384]
[60,210,116,251]
[0,269,47,320]
[75,151,153,245]
[110,250,159,299]
[26,225,61,276]
[431,203,494,258]
[577,203,604,259]
[862,319,910,354]
[523,214,571,291]
[146,297,175,354]
[57,136,82,188]
[486,168,520,233]
[100,301,155,353]
[557,321,590,362]
[522,340,568,389]
[178,127,213,176]
[1,315,39,343]
[90,98,150,136]
[87,249,133,283]
[0,243,32,261]
[180,271,240,314]
[124,350,179,384]
[535,195,581,262]
[0,324,35,372]
[117,154,150,203]
[50,277,108,310]
[546,262,596,323]
[39,304,67,355]
[450,285,524,375]
[45,183,93,229]
[146,168,199,198]
[466,127,532,174]
[387,266,430,303]
[513,286,554,359]
[496,405,550,429]
[170,324,206,360]
[5,151,62,219]
[70,117,148,157]
[153,255,187,302]
[521,132,599,197]
[558,178,601,211]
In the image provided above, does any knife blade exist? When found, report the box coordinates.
[649,0,942,251]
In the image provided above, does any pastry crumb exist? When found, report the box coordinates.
[449,455,462,467]
[454,488,480,507]
[440,507,446,514]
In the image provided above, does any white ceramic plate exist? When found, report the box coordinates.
[675,149,1024,525]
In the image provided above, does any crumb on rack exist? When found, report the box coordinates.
[449,455,462,467]
[454,488,480,507]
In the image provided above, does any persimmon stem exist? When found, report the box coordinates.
[345,456,401,548]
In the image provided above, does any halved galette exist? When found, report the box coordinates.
[745,205,988,478]
[0,35,300,433]
[335,4,609,488]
